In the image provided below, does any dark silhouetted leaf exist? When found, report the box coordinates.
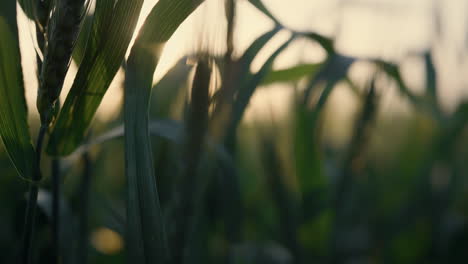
[124,0,204,262]
[304,32,334,55]
[0,2,36,180]
[231,36,294,130]
[303,54,355,104]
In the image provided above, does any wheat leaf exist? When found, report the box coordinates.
[0,2,36,180]
[124,0,204,262]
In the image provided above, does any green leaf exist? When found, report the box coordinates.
[47,0,146,156]
[213,27,280,113]
[0,2,36,180]
[151,59,192,118]
[376,60,420,106]
[303,54,355,104]
[294,98,327,220]
[172,59,212,263]
[70,119,234,169]
[231,36,294,130]
[237,26,281,77]
[260,135,301,257]
[304,32,334,55]
[124,0,204,262]
[261,63,321,85]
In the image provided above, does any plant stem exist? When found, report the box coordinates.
[51,158,60,264]
[78,150,92,264]
[329,82,377,264]
[21,125,46,264]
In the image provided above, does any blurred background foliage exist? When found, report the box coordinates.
[2,0,468,263]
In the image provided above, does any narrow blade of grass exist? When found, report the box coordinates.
[47,0,145,156]
[124,0,204,262]
[230,36,294,131]
[151,59,193,118]
[376,60,421,107]
[260,135,302,260]
[247,0,280,24]
[0,2,36,180]
[212,26,280,120]
[237,27,281,77]
[304,32,334,55]
[303,54,355,105]
[172,58,211,264]
[70,119,233,170]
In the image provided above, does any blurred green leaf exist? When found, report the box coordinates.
[47,0,145,156]
[75,119,183,152]
[247,0,280,24]
[124,0,204,262]
[248,0,335,55]
[261,63,321,85]
[304,32,334,55]
[0,2,36,180]
[293,98,327,220]
[303,54,355,104]
[151,59,192,118]
[70,119,234,169]
[260,135,301,259]
[213,27,280,115]
[377,60,420,107]
[238,27,281,76]
[173,59,212,263]
[378,59,443,120]
[230,37,294,131]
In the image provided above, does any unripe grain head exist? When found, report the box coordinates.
[37,0,89,124]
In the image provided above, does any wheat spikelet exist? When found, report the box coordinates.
[37,0,88,124]
[35,0,51,35]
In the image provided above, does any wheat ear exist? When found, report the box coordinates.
[37,0,87,124]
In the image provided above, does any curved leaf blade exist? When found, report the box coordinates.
[231,36,294,130]
[303,54,355,104]
[0,2,35,179]
[124,0,204,262]
[247,0,280,24]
